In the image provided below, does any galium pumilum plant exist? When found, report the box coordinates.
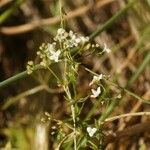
[26,28,115,149]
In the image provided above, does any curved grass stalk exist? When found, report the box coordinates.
[2,85,45,110]
[56,132,74,150]
[103,112,150,123]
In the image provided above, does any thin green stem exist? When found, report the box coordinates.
[98,97,119,123]
[47,66,61,83]
[0,65,42,89]
[63,43,77,149]
[63,86,77,150]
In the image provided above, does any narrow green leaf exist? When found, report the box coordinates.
[0,0,24,24]
[127,52,150,86]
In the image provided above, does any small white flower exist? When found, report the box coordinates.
[49,50,61,62]
[46,43,61,62]
[67,31,89,48]
[89,74,103,86]
[69,30,74,38]
[54,28,68,42]
[57,28,66,34]
[91,87,101,98]
[75,37,81,44]
[117,94,122,99]
[87,127,97,137]
[104,43,111,53]
[47,43,56,54]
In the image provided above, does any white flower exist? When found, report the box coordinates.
[47,43,61,62]
[89,74,103,86]
[87,127,97,137]
[57,28,66,34]
[68,31,80,47]
[91,87,101,98]
[104,43,111,53]
[117,94,122,99]
[54,28,68,42]
[47,43,56,53]
[49,50,61,62]
[69,30,74,38]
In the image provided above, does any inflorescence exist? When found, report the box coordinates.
[26,28,112,139]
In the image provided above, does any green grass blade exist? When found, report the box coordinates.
[89,0,138,40]
[127,52,150,86]
[0,65,42,89]
[0,0,24,24]
[2,85,44,110]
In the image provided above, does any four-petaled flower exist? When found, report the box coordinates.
[89,74,103,86]
[87,127,97,137]
[91,87,101,98]
[104,43,111,53]
[47,43,61,62]
[49,50,61,62]
[47,43,56,53]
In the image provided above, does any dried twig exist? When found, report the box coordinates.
[104,112,150,123]
[105,121,150,145]
[119,91,150,130]
[0,0,13,7]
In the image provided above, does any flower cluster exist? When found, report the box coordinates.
[26,28,112,75]
[26,28,90,73]
[36,43,61,67]
[26,61,34,74]
[54,28,68,42]
[54,28,89,48]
